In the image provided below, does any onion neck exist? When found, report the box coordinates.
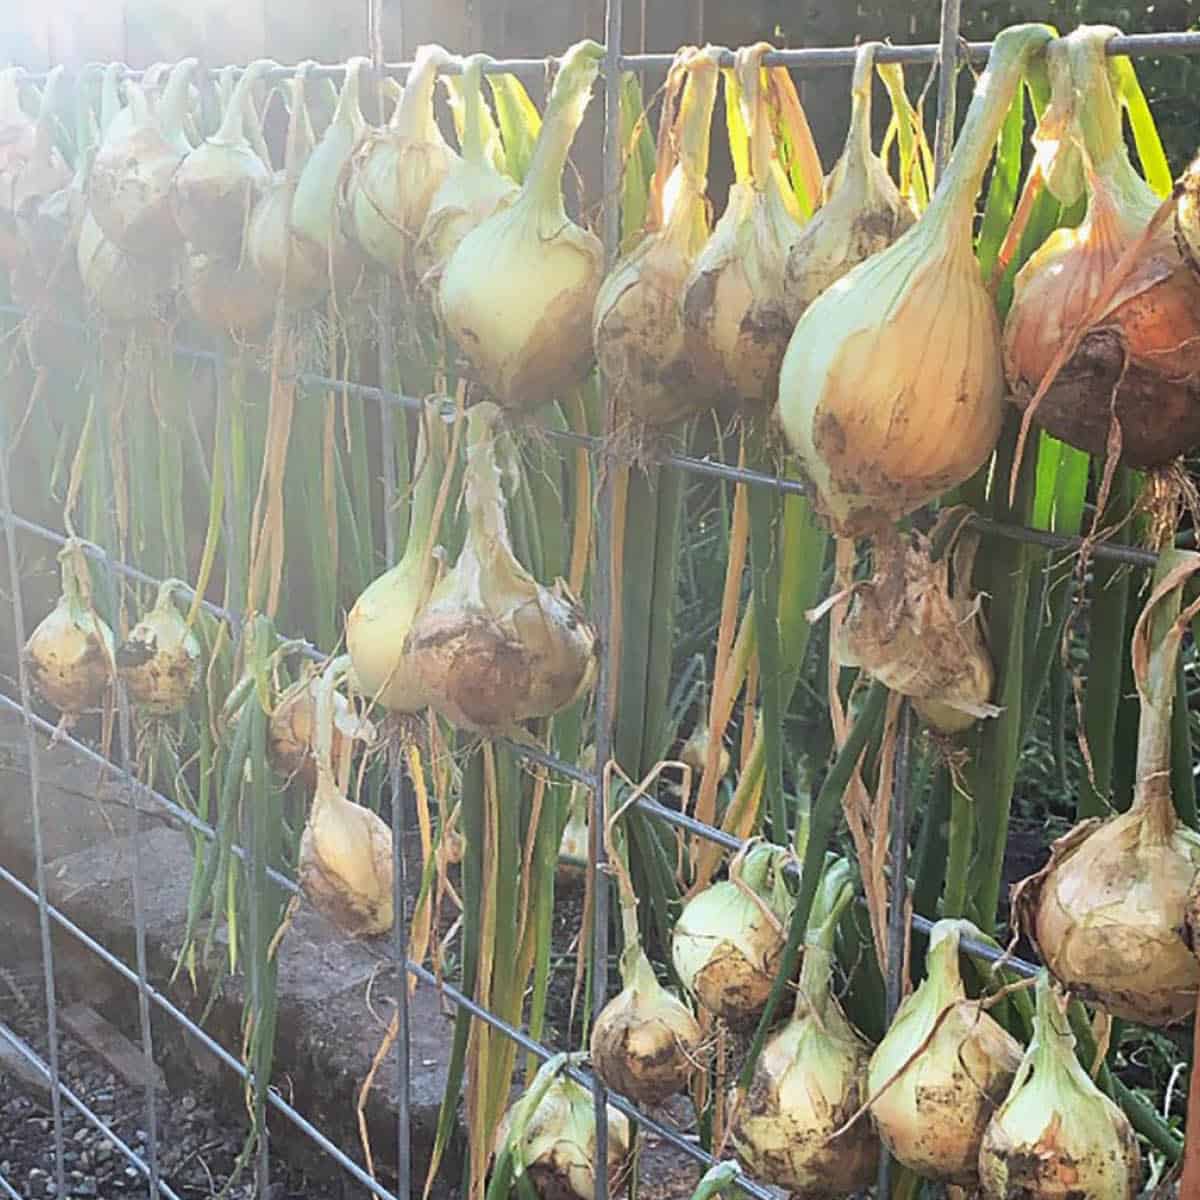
[845,42,880,167]
[457,55,493,166]
[462,402,516,558]
[1029,970,1085,1088]
[921,919,970,1011]
[157,58,199,142]
[214,59,274,147]
[521,40,603,213]
[795,859,853,1018]
[404,403,446,563]
[924,24,1055,228]
[283,66,317,180]
[735,43,775,192]
[677,49,720,193]
[394,44,451,144]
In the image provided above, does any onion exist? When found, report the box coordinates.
[171,59,275,257]
[1015,551,1200,1026]
[0,68,39,266]
[88,58,198,256]
[728,859,878,1196]
[593,47,720,426]
[777,24,1055,537]
[414,54,518,285]
[493,1054,632,1200]
[867,919,1023,1187]
[439,41,605,413]
[1178,152,1200,274]
[591,806,704,1105]
[77,207,176,323]
[346,44,457,280]
[23,540,114,718]
[403,401,596,734]
[115,579,201,716]
[182,250,275,333]
[782,43,915,324]
[682,43,809,408]
[679,721,730,782]
[979,971,1141,1199]
[837,522,999,735]
[296,658,391,937]
[346,400,447,712]
[671,841,794,1025]
[1005,27,1200,470]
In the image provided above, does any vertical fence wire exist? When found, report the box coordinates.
[0,361,68,1200]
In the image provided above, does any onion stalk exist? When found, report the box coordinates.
[979,971,1141,1199]
[115,579,201,716]
[777,23,1056,537]
[592,46,721,426]
[682,43,808,408]
[728,858,878,1196]
[1015,550,1200,1026]
[346,399,448,712]
[415,54,518,285]
[23,540,114,718]
[671,840,795,1025]
[1005,27,1200,469]
[782,43,915,324]
[347,44,457,280]
[403,401,596,734]
[867,918,1023,1187]
[439,40,605,412]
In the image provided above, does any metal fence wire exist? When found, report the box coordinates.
[1,2,1198,1198]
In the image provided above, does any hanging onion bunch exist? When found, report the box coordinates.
[414,54,519,285]
[867,919,1023,1187]
[1006,27,1200,470]
[269,661,376,788]
[115,579,201,716]
[671,841,795,1025]
[778,23,1056,537]
[403,401,596,734]
[682,43,817,409]
[728,859,878,1197]
[88,59,197,256]
[347,44,456,281]
[493,1054,632,1200]
[346,399,448,713]
[1014,551,1200,1026]
[782,43,916,324]
[592,46,721,427]
[23,540,114,719]
[439,41,605,412]
[590,805,705,1104]
[297,656,391,937]
[837,518,999,735]
[979,971,1141,1199]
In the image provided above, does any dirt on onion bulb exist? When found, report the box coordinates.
[867,919,1023,1187]
[1014,550,1200,1026]
[671,841,794,1025]
[115,579,200,716]
[729,859,878,1197]
[978,971,1141,1199]
[23,540,114,718]
[402,401,596,734]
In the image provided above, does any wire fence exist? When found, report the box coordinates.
[0,3,1195,1199]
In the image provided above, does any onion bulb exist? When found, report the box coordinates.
[77,207,176,323]
[1015,550,1200,1026]
[415,54,518,284]
[679,721,730,782]
[23,540,114,717]
[1005,27,1200,469]
[592,46,720,426]
[837,522,999,734]
[88,58,198,255]
[729,859,878,1196]
[979,971,1141,1199]
[403,401,596,734]
[778,23,1055,537]
[557,764,591,880]
[867,919,1023,1186]
[591,813,704,1105]
[115,579,200,715]
[346,399,448,712]
[1178,152,1200,274]
[671,841,794,1025]
[493,1054,632,1200]
[296,658,391,937]
[439,41,604,412]
[682,43,809,408]
[182,250,275,333]
[270,662,376,789]
[171,59,275,257]
[782,43,915,324]
[346,44,456,280]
